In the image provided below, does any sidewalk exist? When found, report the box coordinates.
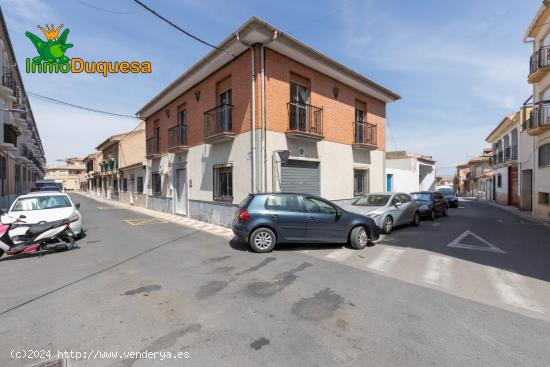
[487,201,550,229]
[73,192,234,240]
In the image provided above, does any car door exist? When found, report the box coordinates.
[389,194,407,225]
[303,196,344,242]
[263,194,307,242]
[433,193,444,214]
[398,194,415,223]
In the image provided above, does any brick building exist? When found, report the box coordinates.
[137,17,400,226]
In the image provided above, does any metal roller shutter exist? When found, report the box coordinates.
[281,160,320,196]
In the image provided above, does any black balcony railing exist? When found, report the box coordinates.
[0,66,15,91]
[3,123,17,146]
[168,124,188,148]
[528,102,550,130]
[287,101,323,135]
[204,104,233,138]
[146,136,160,155]
[530,46,550,75]
[504,145,518,161]
[354,121,377,146]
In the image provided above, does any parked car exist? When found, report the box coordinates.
[410,191,448,220]
[232,193,381,253]
[2,192,82,237]
[29,185,61,192]
[346,193,420,234]
[436,187,459,208]
[35,180,64,192]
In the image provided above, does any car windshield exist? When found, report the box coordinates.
[438,189,455,195]
[11,195,72,211]
[411,193,432,201]
[353,194,391,206]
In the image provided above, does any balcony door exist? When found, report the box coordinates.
[178,109,187,145]
[290,82,309,131]
[219,89,232,132]
[355,109,366,143]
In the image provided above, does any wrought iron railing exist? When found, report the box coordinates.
[287,101,323,135]
[530,46,550,75]
[204,104,233,138]
[354,121,377,146]
[168,124,188,148]
[3,123,17,146]
[146,136,160,155]
[0,66,15,91]
[504,145,518,161]
[529,101,550,129]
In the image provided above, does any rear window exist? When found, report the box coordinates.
[264,195,301,212]
[239,195,254,208]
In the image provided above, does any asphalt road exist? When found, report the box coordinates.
[0,194,549,367]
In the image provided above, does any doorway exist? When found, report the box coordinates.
[521,169,533,211]
[175,168,187,215]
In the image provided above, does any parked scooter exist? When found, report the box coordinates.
[0,213,75,258]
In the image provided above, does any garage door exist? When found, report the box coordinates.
[281,160,320,196]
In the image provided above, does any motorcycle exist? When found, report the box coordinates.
[0,213,75,258]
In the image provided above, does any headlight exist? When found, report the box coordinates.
[420,205,429,210]
[366,212,381,219]
[69,212,80,223]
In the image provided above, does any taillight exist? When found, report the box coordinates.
[237,208,251,221]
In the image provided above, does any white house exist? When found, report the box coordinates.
[385,151,436,193]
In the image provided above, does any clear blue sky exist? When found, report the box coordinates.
[2,0,540,175]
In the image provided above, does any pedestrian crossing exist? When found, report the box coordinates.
[302,244,550,320]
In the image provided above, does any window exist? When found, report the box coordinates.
[497,174,502,188]
[355,108,366,123]
[214,165,232,202]
[12,195,71,211]
[152,172,161,196]
[178,109,187,144]
[354,170,365,196]
[398,194,412,203]
[539,143,550,167]
[122,178,128,192]
[539,192,550,206]
[219,89,232,132]
[137,176,144,193]
[304,197,337,214]
[264,195,301,212]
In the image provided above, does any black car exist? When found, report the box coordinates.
[232,193,381,253]
[410,191,448,220]
[436,187,459,208]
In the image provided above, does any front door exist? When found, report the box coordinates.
[303,196,344,242]
[386,174,393,192]
[175,168,187,215]
[508,166,519,207]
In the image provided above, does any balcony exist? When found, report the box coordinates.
[146,136,161,158]
[0,123,17,151]
[0,66,15,97]
[352,121,377,150]
[203,104,234,143]
[529,46,550,83]
[526,102,550,136]
[491,146,517,167]
[168,124,189,152]
[286,101,323,141]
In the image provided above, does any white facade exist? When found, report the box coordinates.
[386,154,436,193]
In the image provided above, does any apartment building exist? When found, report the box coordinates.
[456,163,470,195]
[94,124,146,205]
[45,157,86,191]
[0,7,45,209]
[137,17,400,226]
[464,149,493,200]
[485,112,520,207]
[83,151,102,195]
[385,151,436,193]
[525,3,550,219]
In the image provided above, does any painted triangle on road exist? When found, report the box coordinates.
[446,230,506,254]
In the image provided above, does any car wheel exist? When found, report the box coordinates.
[430,209,436,221]
[411,211,421,226]
[249,227,276,253]
[442,206,448,217]
[382,216,393,234]
[350,226,368,249]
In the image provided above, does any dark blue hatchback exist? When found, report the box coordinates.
[232,193,380,253]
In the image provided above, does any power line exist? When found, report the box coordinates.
[288,0,363,34]
[75,0,144,14]
[27,92,140,119]
[132,0,230,54]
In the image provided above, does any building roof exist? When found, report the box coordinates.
[485,112,519,143]
[84,151,101,160]
[525,2,548,41]
[386,150,436,164]
[137,16,400,118]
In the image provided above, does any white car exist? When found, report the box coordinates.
[3,192,82,237]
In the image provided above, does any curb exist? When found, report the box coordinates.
[72,192,235,240]
[486,201,550,229]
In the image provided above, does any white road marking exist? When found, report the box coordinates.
[422,254,452,288]
[365,247,405,272]
[487,268,545,314]
[447,230,506,254]
[325,248,355,261]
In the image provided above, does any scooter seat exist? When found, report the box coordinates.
[25,219,67,236]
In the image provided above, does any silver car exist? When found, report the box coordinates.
[345,193,421,234]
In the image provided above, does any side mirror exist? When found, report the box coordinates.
[395,202,401,208]
[0,208,6,218]
[336,209,342,217]
[75,203,81,209]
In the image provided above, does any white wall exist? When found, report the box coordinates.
[386,158,436,193]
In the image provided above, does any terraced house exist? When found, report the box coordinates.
[137,17,400,226]
[525,3,550,219]
[0,8,45,209]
